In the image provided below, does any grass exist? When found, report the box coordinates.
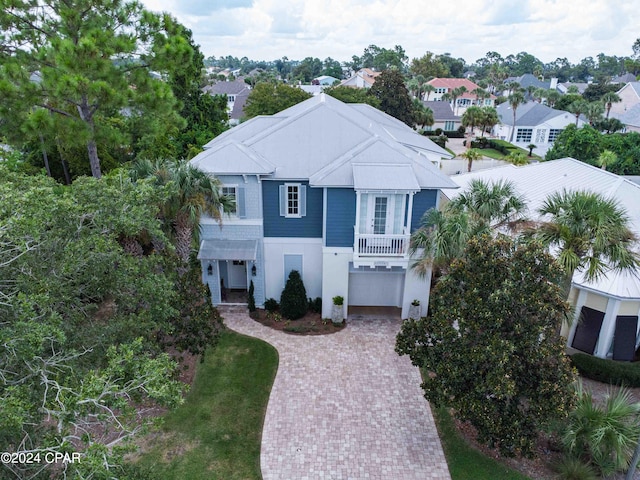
[432,406,533,480]
[131,331,278,480]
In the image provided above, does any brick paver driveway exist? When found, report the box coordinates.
[221,306,450,480]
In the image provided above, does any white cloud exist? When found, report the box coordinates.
[140,0,640,64]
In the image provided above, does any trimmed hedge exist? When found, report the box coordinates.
[423,130,465,138]
[570,352,640,387]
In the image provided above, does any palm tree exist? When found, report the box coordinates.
[584,101,604,125]
[527,143,537,156]
[546,90,561,108]
[461,106,483,137]
[564,384,640,477]
[601,91,621,119]
[597,150,617,170]
[508,91,525,143]
[131,159,234,266]
[423,84,436,101]
[471,87,488,106]
[568,99,589,126]
[460,148,481,172]
[479,106,499,136]
[412,98,434,131]
[450,86,467,115]
[410,179,527,277]
[531,190,638,286]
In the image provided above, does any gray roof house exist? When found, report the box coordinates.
[423,101,461,131]
[203,80,251,124]
[492,101,586,155]
[190,93,457,319]
[446,158,640,361]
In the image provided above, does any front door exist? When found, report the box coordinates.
[366,195,393,235]
[227,260,247,289]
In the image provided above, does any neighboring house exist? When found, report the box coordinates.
[556,82,589,94]
[492,101,586,156]
[611,73,636,84]
[426,78,496,114]
[313,75,340,86]
[423,101,461,131]
[502,74,558,98]
[616,103,640,133]
[203,80,251,125]
[609,82,640,118]
[190,94,457,319]
[446,158,640,361]
[297,84,324,96]
[340,68,381,89]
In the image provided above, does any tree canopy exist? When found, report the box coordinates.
[0,0,212,179]
[397,235,577,457]
[243,82,312,118]
[368,69,415,127]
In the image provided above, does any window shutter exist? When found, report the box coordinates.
[299,185,307,217]
[237,186,246,218]
[279,185,286,216]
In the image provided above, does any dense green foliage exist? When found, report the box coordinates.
[0,165,223,478]
[243,82,312,118]
[134,331,278,479]
[397,236,577,457]
[0,0,217,179]
[280,270,308,319]
[248,280,256,312]
[324,85,381,107]
[546,124,640,174]
[570,354,640,387]
[369,69,415,127]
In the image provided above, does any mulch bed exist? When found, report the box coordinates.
[250,309,345,335]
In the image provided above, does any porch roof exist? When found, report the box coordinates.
[197,239,257,261]
[352,163,420,191]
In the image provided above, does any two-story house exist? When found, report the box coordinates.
[426,78,497,114]
[190,94,457,319]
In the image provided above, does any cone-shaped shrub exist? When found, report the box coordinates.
[280,270,308,319]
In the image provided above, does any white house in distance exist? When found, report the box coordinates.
[340,68,381,89]
[492,102,587,156]
[425,78,497,114]
[446,158,640,361]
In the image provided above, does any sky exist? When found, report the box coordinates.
[140,0,639,66]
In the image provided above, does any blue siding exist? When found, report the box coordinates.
[326,188,356,247]
[263,181,323,238]
[411,190,438,232]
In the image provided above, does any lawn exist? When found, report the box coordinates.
[131,330,278,480]
[432,406,533,480]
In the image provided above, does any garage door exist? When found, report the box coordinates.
[348,270,404,307]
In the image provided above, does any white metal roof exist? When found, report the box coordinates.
[352,164,420,191]
[197,239,258,261]
[446,158,640,299]
[190,93,456,190]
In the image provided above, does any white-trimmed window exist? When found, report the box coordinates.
[548,128,563,142]
[515,128,533,143]
[279,183,307,218]
[221,185,246,218]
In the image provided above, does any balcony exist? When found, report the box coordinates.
[354,229,410,260]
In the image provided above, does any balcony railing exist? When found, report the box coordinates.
[354,231,410,257]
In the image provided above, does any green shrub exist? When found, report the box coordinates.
[264,298,279,312]
[434,127,443,136]
[570,353,640,387]
[308,297,322,313]
[247,280,256,312]
[471,137,489,149]
[280,270,308,320]
[428,135,447,149]
[488,138,518,155]
[332,295,344,306]
[552,456,598,480]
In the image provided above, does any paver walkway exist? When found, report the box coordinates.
[220,306,451,480]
